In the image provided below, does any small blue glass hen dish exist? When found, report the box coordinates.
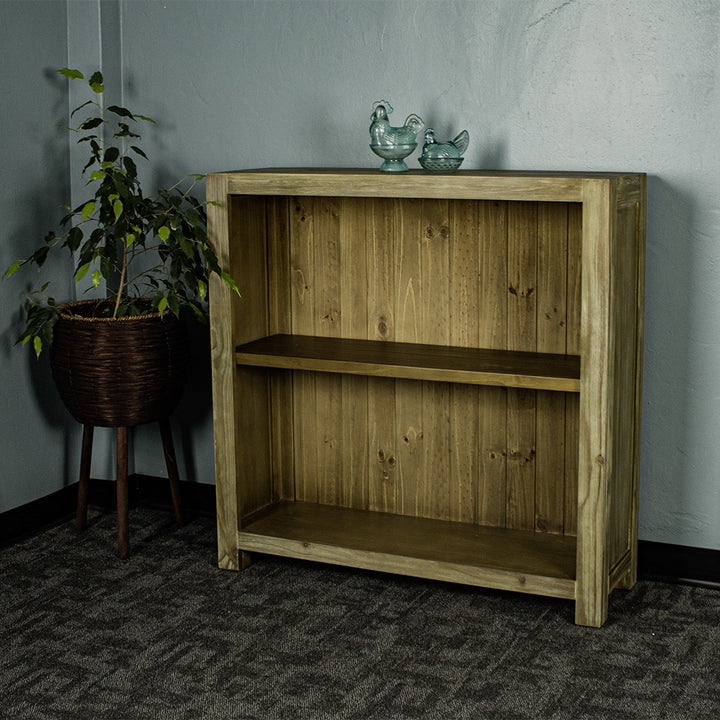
[419,128,469,173]
[369,100,423,172]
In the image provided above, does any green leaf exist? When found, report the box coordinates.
[67,226,83,252]
[187,301,207,322]
[167,292,180,317]
[33,336,42,359]
[80,117,104,130]
[3,261,20,280]
[123,156,137,178]
[70,100,94,118]
[82,156,97,173]
[75,262,92,283]
[42,316,56,345]
[221,270,241,296]
[130,145,148,160]
[157,297,168,314]
[31,246,50,268]
[135,114,156,123]
[88,71,104,93]
[158,226,171,242]
[125,233,136,247]
[115,123,140,139]
[88,170,106,183]
[100,257,112,282]
[107,105,134,119]
[113,199,123,222]
[104,146,120,163]
[179,236,194,259]
[81,201,95,220]
[92,269,102,289]
[57,68,84,80]
[197,279,207,301]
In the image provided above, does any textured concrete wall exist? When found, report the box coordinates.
[3,0,719,551]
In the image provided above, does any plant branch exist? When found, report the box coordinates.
[112,239,129,319]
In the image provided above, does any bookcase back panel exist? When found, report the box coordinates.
[266,197,582,353]
[257,196,583,535]
[274,373,578,534]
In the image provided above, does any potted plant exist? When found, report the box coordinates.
[4,68,237,557]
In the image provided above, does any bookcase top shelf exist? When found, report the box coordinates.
[211,168,645,203]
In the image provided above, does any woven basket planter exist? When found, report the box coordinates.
[50,299,186,428]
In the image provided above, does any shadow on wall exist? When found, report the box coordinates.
[0,69,76,488]
[639,175,694,541]
[125,312,214,486]
[175,317,213,483]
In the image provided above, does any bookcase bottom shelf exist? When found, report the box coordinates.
[238,501,577,600]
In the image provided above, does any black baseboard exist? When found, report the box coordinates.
[637,539,720,588]
[0,475,215,548]
[1,481,718,588]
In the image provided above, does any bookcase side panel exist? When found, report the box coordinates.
[564,203,583,536]
[576,179,613,627]
[607,186,644,573]
[228,196,273,520]
[208,175,239,569]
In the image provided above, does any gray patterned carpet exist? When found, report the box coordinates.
[1,507,719,720]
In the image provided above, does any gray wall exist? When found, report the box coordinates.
[2,0,719,552]
[0,1,75,511]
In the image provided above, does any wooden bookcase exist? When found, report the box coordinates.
[206,169,646,627]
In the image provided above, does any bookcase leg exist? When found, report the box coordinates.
[574,568,609,627]
[217,514,252,571]
[217,537,238,570]
[217,548,252,571]
[615,547,638,590]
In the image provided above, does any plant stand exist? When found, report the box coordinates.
[74,418,183,558]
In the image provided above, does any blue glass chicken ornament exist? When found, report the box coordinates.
[419,128,470,173]
[369,100,424,172]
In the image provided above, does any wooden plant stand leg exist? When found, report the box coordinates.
[76,424,94,532]
[116,426,130,559]
[158,418,184,526]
